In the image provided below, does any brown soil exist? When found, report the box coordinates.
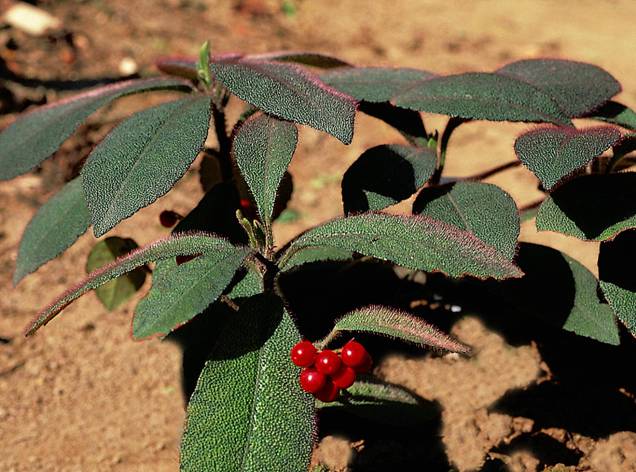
[1,1,635,471]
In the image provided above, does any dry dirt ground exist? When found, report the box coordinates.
[1,0,635,471]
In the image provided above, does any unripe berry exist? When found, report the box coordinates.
[299,368,325,394]
[290,340,317,367]
[315,349,341,375]
[331,365,356,389]
[314,378,339,403]
[341,340,369,368]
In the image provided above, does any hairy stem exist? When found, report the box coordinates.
[431,117,466,185]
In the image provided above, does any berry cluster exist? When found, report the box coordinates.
[290,339,372,403]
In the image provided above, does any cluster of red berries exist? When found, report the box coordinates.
[290,339,372,403]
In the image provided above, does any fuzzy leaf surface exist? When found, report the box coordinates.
[279,246,353,270]
[211,56,356,144]
[233,114,298,224]
[588,101,636,130]
[495,243,619,345]
[317,377,437,426]
[599,230,636,335]
[14,177,90,284]
[392,72,569,125]
[326,305,470,353]
[536,173,636,241]
[283,213,523,280]
[0,77,192,180]
[82,96,211,236]
[413,181,519,260]
[514,126,621,190]
[86,237,146,311]
[497,59,621,117]
[133,244,251,339]
[321,67,435,103]
[342,144,436,214]
[25,233,234,336]
[180,295,314,472]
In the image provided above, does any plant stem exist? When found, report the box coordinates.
[211,104,233,182]
[431,117,466,185]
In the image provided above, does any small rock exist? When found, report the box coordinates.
[4,3,62,37]
[119,57,138,76]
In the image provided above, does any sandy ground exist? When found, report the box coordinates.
[1,0,635,470]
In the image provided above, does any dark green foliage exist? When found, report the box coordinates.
[25,233,239,336]
[342,144,436,214]
[536,174,636,241]
[599,230,636,335]
[495,243,619,345]
[413,181,519,260]
[321,67,435,103]
[325,305,470,353]
[278,246,353,270]
[82,96,212,236]
[133,244,251,339]
[392,72,570,125]
[180,295,314,472]
[283,213,523,279]
[86,237,146,311]
[233,114,298,225]
[211,56,356,144]
[497,59,621,117]
[588,101,636,130]
[14,177,90,284]
[316,377,437,426]
[0,78,192,181]
[514,126,621,190]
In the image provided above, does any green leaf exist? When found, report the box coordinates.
[536,173,636,241]
[82,95,211,237]
[514,125,621,190]
[321,67,435,103]
[210,56,357,144]
[392,72,570,125]
[86,237,146,311]
[14,177,90,284]
[247,51,351,69]
[226,268,263,299]
[324,305,470,353]
[495,243,619,345]
[180,295,314,471]
[587,101,636,130]
[233,113,298,225]
[282,213,523,280]
[133,244,251,339]
[599,230,636,336]
[497,59,621,117]
[0,77,193,181]
[316,377,437,426]
[342,144,436,215]
[25,233,237,336]
[197,41,212,87]
[413,181,520,260]
[279,246,353,270]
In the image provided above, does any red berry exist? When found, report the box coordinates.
[290,340,317,367]
[331,365,356,389]
[299,368,325,394]
[341,340,369,368]
[353,353,373,374]
[159,210,180,227]
[240,198,252,210]
[314,378,339,403]
[315,349,341,376]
